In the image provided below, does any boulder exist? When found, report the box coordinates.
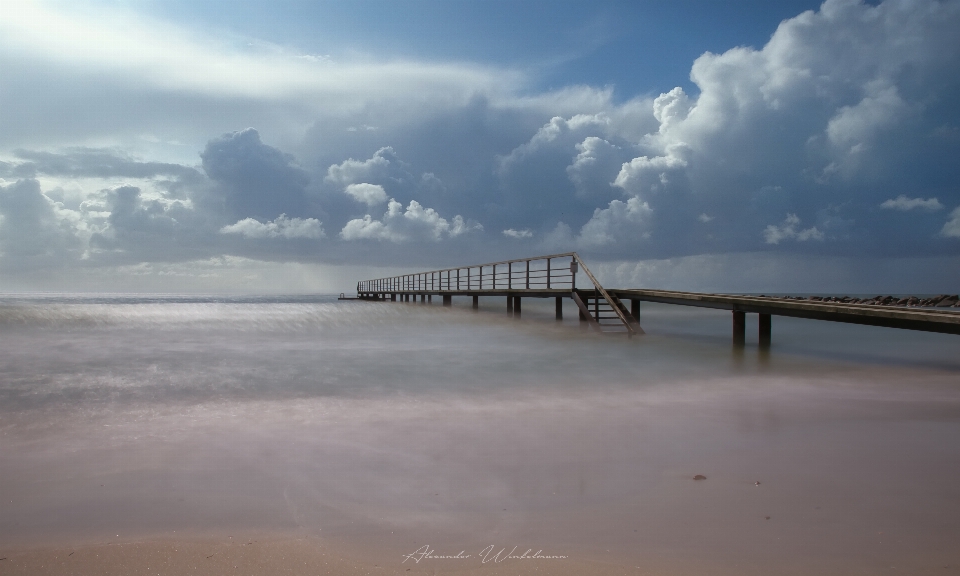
[936,295,959,307]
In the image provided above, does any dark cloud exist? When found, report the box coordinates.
[3,0,960,286]
[0,179,81,271]
[201,128,310,221]
[8,148,202,181]
[89,185,215,263]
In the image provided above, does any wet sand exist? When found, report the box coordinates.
[0,536,658,576]
[4,376,960,575]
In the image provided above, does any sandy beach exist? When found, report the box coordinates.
[0,536,668,576]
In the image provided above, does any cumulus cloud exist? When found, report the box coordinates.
[880,195,943,211]
[339,214,394,242]
[449,215,483,236]
[493,111,651,232]
[344,183,388,206]
[564,0,957,258]
[220,214,324,239]
[88,185,212,263]
[2,0,960,287]
[325,147,398,188]
[201,128,309,220]
[502,228,533,239]
[0,179,82,270]
[763,214,824,244]
[499,114,612,171]
[612,143,690,199]
[566,137,624,200]
[825,83,909,153]
[578,197,653,247]
[942,207,960,238]
[340,199,479,242]
[652,87,693,135]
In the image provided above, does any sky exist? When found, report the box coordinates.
[1,0,959,293]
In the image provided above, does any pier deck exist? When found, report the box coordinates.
[355,253,960,344]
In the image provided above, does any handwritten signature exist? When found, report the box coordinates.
[401,544,567,564]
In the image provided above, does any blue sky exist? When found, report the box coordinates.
[138,0,827,96]
[1,0,958,293]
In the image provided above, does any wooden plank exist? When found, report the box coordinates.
[609,288,960,335]
[571,292,601,332]
[573,255,636,335]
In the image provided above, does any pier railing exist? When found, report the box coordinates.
[358,252,580,293]
[357,252,638,336]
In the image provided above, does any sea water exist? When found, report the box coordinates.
[1,294,959,573]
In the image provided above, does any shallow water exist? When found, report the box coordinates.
[1,295,959,573]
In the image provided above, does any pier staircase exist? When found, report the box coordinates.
[574,291,643,335]
[355,252,640,336]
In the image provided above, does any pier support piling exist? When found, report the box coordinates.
[556,296,563,320]
[472,295,479,310]
[391,294,396,301]
[733,311,746,347]
[514,296,521,317]
[507,295,513,315]
[428,295,432,303]
[631,299,640,322]
[759,313,771,348]
[443,295,452,307]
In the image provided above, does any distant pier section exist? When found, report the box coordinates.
[351,252,960,344]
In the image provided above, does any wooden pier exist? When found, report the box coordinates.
[355,253,960,344]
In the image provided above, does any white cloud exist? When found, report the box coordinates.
[344,183,388,206]
[566,137,623,200]
[578,197,653,247]
[826,83,908,150]
[942,207,960,238]
[0,2,515,103]
[0,179,84,270]
[339,199,479,242]
[880,195,943,211]
[325,147,396,187]
[612,143,690,199]
[2,0,960,284]
[500,114,611,167]
[220,214,324,239]
[502,228,533,239]
[339,214,395,241]
[763,214,824,244]
[652,87,693,135]
[450,215,483,236]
